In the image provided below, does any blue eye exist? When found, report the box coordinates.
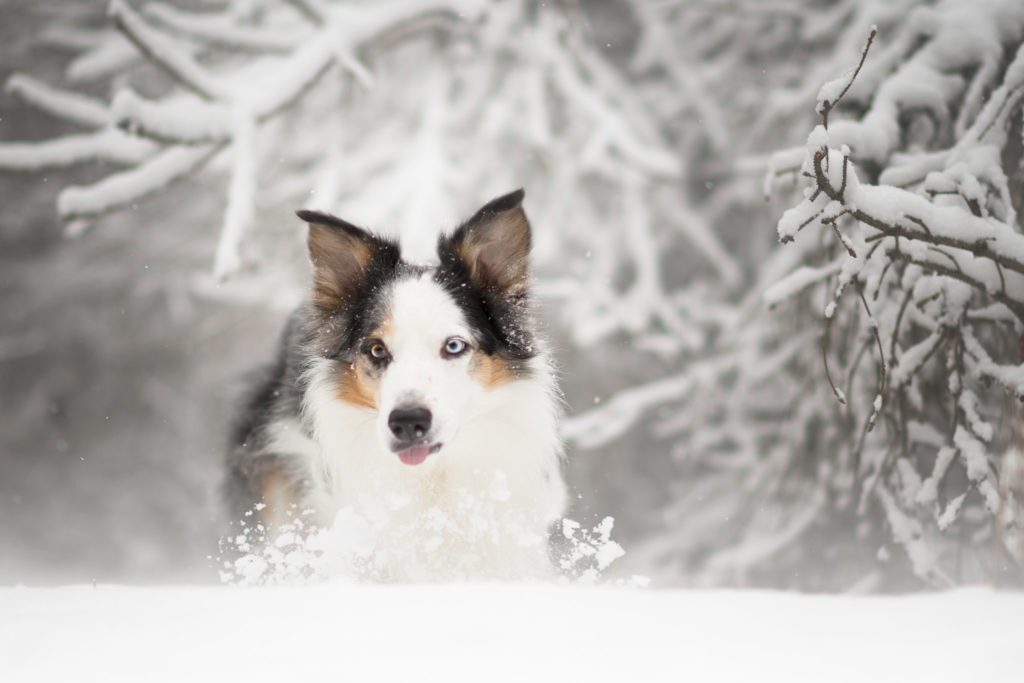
[443,337,468,358]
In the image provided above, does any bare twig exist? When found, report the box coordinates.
[819,26,877,129]
[888,250,1024,321]
[857,286,886,432]
[811,150,1024,282]
[823,299,848,407]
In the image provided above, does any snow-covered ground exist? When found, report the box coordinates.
[2,583,1021,682]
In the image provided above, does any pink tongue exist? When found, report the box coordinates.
[397,445,430,466]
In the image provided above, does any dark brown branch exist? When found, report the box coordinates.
[888,250,1024,321]
[904,214,932,235]
[823,302,848,407]
[819,26,877,129]
[813,149,839,200]
[857,286,887,432]
[927,246,964,273]
[994,260,1007,295]
[870,212,1022,275]
[811,150,1024,281]
[872,259,893,301]
[888,288,914,362]
[845,336,874,404]
[779,206,826,243]
[839,153,850,197]
[821,208,857,256]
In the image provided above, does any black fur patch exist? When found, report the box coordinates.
[435,203,536,372]
[433,254,535,366]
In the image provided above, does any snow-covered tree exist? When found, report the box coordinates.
[5,0,1023,588]
[766,1,1024,585]
[0,0,736,326]
[1,0,742,580]
[567,0,1024,589]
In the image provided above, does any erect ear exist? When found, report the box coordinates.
[297,209,397,312]
[440,189,531,295]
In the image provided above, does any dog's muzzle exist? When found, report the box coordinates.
[387,406,439,465]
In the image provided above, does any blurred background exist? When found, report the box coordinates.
[2,0,1023,590]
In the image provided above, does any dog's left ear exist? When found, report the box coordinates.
[440,189,531,295]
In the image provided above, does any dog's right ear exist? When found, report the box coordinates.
[297,210,398,312]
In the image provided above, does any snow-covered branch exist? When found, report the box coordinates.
[2,0,735,342]
[768,7,1024,584]
[3,0,488,277]
[13,0,1022,590]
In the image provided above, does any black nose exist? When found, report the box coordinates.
[388,406,432,443]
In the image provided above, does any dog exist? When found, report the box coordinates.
[224,189,567,581]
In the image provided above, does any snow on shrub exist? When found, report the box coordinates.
[767,6,1024,585]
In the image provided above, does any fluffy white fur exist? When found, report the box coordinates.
[271,274,565,581]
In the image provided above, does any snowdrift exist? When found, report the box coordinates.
[2,583,1021,682]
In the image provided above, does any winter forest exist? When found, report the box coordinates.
[3,0,1024,603]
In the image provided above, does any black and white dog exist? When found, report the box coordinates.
[225,190,566,580]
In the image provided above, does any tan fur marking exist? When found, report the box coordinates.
[470,351,518,389]
[334,318,392,409]
[260,470,300,528]
[336,363,378,410]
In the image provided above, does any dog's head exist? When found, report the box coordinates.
[298,190,537,466]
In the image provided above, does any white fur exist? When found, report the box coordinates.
[291,273,565,581]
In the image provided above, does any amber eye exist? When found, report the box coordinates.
[442,337,469,358]
[367,341,389,360]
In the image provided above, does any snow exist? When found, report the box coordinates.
[68,34,139,83]
[142,2,307,53]
[824,0,1024,163]
[916,447,957,506]
[214,109,256,279]
[58,144,223,219]
[2,583,1021,683]
[0,129,155,170]
[108,0,225,100]
[4,73,109,128]
[561,370,698,449]
[938,493,967,531]
[763,260,843,306]
[111,90,233,143]
[876,488,947,584]
[890,331,943,388]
